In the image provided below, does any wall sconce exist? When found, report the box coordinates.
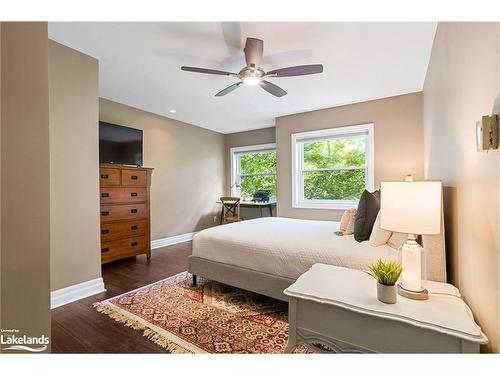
[476,114,499,151]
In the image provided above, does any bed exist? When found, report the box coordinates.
[188,217,446,301]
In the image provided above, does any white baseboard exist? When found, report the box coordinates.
[50,233,195,308]
[51,277,106,309]
[151,231,197,249]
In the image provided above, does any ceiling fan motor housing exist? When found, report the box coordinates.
[239,67,265,80]
[239,66,265,86]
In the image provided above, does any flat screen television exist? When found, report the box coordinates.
[99,121,143,166]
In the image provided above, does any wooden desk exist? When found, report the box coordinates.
[217,200,276,224]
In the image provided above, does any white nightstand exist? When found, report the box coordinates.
[284,264,488,353]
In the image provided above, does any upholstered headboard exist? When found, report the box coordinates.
[421,193,447,283]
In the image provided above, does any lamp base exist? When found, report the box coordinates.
[397,284,429,300]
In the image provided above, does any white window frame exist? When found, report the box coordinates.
[291,123,374,210]
[230,143,277,196]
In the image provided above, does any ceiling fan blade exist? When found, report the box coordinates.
[215,82,243,97]
[181,66,236,76]
[221,22,242,51]
[244,38,263,68]
[266,64,323,77]
[259,80,287,97]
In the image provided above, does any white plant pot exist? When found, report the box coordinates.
[377,283,397,304]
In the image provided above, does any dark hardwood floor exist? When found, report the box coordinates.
[51,241,192,353]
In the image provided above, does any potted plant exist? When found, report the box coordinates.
[368,259,403,304]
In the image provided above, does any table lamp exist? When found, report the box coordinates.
[230,182,242,197]
[380,178,442,300]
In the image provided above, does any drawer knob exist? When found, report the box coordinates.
[131,225,138,230]
[101,211,110,216]
[131,241,138,247]
[101,247,109,253]
[131,175,138,180]
[101,174,109,179]
[101,229,109,235]
[101,192,109,198]
[131,209,138,214]
[131,192,138,197]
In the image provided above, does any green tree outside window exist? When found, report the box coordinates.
[238,150,277,198]
[236,136,366,202]
[302,137,366,201]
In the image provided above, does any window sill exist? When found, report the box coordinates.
[292,200,359,210]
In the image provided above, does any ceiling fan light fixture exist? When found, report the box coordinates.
[180,37,323,97]
[243,76,261,86]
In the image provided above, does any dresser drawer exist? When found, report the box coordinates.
[100,168,120,186]
[100,203,148,222]
[101,219,148,242]
[100,187,147,204]
[101,235,148,263]
[122,169,147,187]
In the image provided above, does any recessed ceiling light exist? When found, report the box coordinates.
[169,109,177,114]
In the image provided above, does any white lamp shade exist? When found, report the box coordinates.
[380,181,442,235]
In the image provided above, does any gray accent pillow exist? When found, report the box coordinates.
[353,189,380,242]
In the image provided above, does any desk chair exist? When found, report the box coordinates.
[220,196,242,224]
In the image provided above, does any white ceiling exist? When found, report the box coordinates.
[48,22,436,134]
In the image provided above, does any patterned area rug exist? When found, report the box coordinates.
[94,272,305,353]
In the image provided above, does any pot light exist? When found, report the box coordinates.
[169,109,177,114]
[243,76,261,86]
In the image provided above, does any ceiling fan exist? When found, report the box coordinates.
[181,37,323,98]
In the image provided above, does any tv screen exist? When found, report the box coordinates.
[99,122,143,166]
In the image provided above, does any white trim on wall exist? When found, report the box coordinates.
[51,277,106,309]
[151,232,198,249]
[291,123,375,210]
[50,232,197,309]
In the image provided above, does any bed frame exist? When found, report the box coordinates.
[188,256,294,301]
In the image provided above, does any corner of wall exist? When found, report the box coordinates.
[48,40,101,292]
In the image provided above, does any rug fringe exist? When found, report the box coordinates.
[93,302,194,354]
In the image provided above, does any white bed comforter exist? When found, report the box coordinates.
[192,217,399,280]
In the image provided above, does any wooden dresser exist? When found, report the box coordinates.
[99,164,153,264]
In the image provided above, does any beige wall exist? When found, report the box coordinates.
[423,22,500,352]
[224,127,276,219]
[100,99,224,239]
[49,41,101,291]
[1,22,51,346]
[276,92,424,221]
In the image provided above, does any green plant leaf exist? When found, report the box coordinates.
[368,259,403,286]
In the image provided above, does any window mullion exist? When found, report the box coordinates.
[239,172,277,177]
[302,166,366,173]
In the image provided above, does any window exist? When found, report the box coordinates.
[230,143,277,198]
[292,124,374,209]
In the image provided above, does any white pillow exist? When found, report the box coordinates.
[369,211,392,246]
[387,231,408,250]
[339,208,356,235]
